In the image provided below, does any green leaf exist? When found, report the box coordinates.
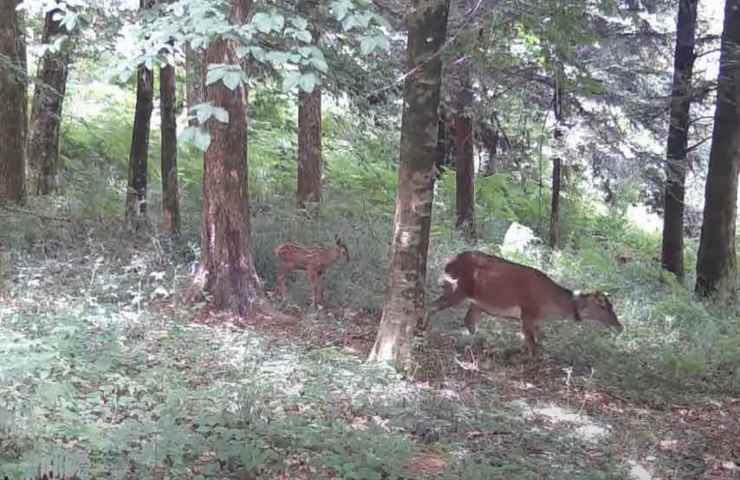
[360,36,376,55]
[290,17,308,30]
[310,55,329,73]
[222,71,242,91]
[295,29,313,43]
[181,126,212,151]
[206,64,227,86]
[331,0,354,21]
[283,71,300,91]
[252,11,284,34]
[298,72,318,93]
[267,51,289,66]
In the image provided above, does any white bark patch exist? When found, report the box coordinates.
[399,230,411,247]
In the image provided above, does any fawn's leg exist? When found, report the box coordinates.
[276,264,290,297]
[308,269,321,307]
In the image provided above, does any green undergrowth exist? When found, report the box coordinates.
[1,220,631,479]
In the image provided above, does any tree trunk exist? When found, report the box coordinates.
[368,0,449,369]
[549,156,561,249]
[454,63,474,234]
[297,87,322,208]
[454,112,475,234]
[0,0,26,203]
[160,60,180,235]
[125,64,153,227]
[185,45,206,126]
[416,117,447,332]
[695,0,740,302]
[297,2,322,209]
[16,1,27,172]
[27,5,71,195]
[661,0,698,279]
[479,123,498,176]
[191,0,262,316]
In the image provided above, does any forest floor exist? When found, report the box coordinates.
[237,301,740,480]
[1,214,739,479]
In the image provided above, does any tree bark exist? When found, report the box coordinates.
[479,122,498,176]
[368,0,449,369]
[27,5,71,195]
[454,110,475,234]
[661,0,698,279]
[125,64,153,227]
[549,156,561,249]
[695,0,740,302]
[185,44,205,126]
[160,60,180,235]
[191,0,262,316]
[0,0,26,203]
[297,85,322,208]
[297,1,322,209]
[16,1,27,173]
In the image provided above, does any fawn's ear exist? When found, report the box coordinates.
[335,235,341,246]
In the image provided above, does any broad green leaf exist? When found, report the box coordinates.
[206,64,226,86]
[252,12,273,33]
[298,72,318,93]
[267,51,289,66]
[290,17,308,30]
[295,29,313,43]
[222,71,242,91]
[331,0,353,21]
[360,36,376,55]
[310,55,328,73]
[283,71,300,91]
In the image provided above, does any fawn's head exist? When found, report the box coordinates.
[335,236,350,262]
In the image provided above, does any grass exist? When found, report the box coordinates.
[3,81,739,478]
[1,186,739,479]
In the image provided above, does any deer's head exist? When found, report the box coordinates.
[575,291,622,332]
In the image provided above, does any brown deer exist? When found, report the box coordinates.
[273,236,350,306]
[429,251,622,356]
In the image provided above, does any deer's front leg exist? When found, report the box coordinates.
[308,268,322,307]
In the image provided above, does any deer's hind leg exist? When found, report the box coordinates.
[521,316,539,358]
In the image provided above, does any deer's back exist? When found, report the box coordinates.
[447,251,572,318]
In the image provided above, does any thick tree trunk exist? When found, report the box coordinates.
[125,64,153,227]
[549,156,561,249]
[27,6,71,195]
[695,0,740,302]
[160,60,180,235]
[454,111,475,234]
[479,123,498,176]
[416,117,447,332]
[191,0,262,316]
[661,0,698,279]
[0,0,26,203]
[297,87,322,208]
[16,2,27,171]
[297,2,322,209]
[185,45,205,126]
[368,0,449,369]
